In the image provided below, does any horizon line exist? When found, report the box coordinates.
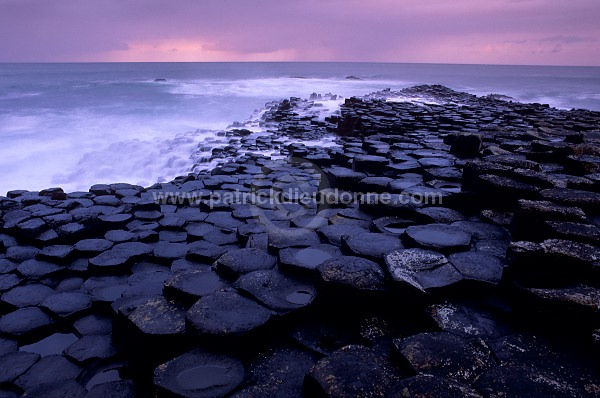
[1,61,599,68]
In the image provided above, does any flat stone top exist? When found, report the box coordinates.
[405,224,472,251]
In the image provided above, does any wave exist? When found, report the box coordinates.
[164,77,413,99]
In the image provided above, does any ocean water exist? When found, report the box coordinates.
[1,62,599,195]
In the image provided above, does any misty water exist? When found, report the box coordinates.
[1,62,599,194]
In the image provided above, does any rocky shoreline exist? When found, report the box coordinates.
[2,85,600,397]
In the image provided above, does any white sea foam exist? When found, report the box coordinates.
[165,77,405,100]
[1,63,598,195]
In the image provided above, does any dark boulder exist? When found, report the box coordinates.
[394,332,495,384]
[305,345,400,398]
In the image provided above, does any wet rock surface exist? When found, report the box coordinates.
[1,85,600,396]
[154,350,245,398]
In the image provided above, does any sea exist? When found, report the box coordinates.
[1,62,599,195]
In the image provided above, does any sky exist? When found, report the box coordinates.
[0,0,599,66]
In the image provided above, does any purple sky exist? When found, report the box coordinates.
[1,0,599,65]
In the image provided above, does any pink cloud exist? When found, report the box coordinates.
[0,0,598,65]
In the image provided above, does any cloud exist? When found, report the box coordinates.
[540,35,598,44]
[0,0,599,65]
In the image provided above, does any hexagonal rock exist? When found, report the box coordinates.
[185,223,214,240]
[2,210,32,229]
[153,242,189,263]
[372,216,417,236]
[290,215,328,230]
[16,259,62,279]
[448,251,505,286]
[163,269,227,304]
[65,335,117,363]
[540,188,600,212]
[477,174,540,201]
[203,229,238,246]
[73,314,113,336]
[105,229,136,243]
[19,333,78,357]
[0,274,22,293]
[474,239,509,259]
[74,239,114,256]
[512,200,587,239]
[15,218,48,239]
[214,248,276,280]
[159,230,188,243]
[186,290,273,337]
[229,346,316,398]
[540,239,600,265]
[488,333,578,370]
[123,266,168,296]
[544,221,600,245]
[317,256,387,292]
[89,242,152,271]
[267,228,322,250]
[394,332,495,384]
[387,374,482,398]
[404,224,471,252]
[204,212,244,230]
[429,302,511,339]
[14,355,81,391]
[0,258,18,273]
[86,381,140,398]
[40,292,92,318]
[416,207,466,224]
[154,350,245,398]
[5,245,41,262]
[304,345,399,398]
[450,221,508,241]
[1,283,55,308]
[187,241,229,263]
[234,269,316,312]
[317,223,367,246]
[449,133,482,158]
[0,307,53,338]
[36,245,75,264]
[0,338,17,356]
[353,154,389,173]
[126,296,186,337]
[279,244,342,275]
[21,380,87,398]
[342,232,404,260]
[0,352,40,384]
[520,284,600,317]
[385,249,462,293]
[474,364,591,398]
[323,167,367,190]
[98,213,133,229]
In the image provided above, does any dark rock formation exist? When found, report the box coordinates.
[0,85,599,396]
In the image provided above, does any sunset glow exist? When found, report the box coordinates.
[1,0,599,65]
